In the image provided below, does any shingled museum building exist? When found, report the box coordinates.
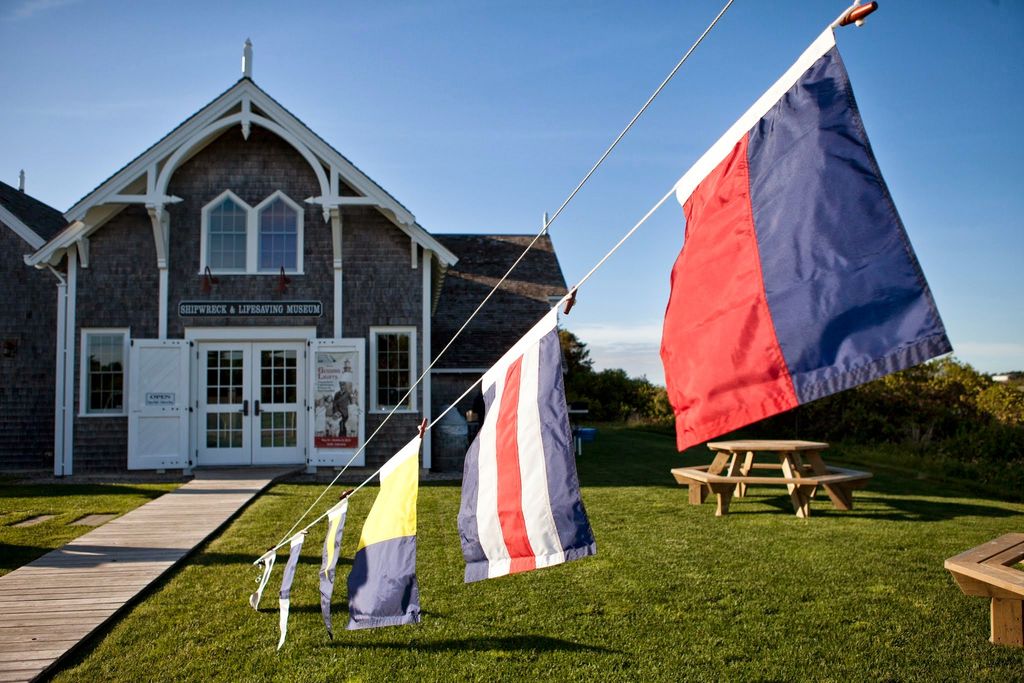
[0,45,566,476]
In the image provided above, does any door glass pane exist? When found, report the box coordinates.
[207,350,244,405]
[260,349,296,405]
[260,411,296,448]
[206,412,242,449]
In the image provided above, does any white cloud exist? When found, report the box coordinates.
[954,341,1024,357]
[6,0,80,21]
[568,322,666,384]
[952,341,1024,372]
[569,322,663,347]
[565,329,1024,384]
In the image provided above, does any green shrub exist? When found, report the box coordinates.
[746,357,1024,464]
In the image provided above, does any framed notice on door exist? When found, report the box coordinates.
[308,339,365,466]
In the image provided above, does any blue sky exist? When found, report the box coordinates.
[2,1,1022,382]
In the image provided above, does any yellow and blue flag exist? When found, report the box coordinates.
[347,435,421,630]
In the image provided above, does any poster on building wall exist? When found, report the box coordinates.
[313,350,361,449]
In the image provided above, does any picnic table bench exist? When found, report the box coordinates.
[945,533,1024,647]
[671,440,871,518]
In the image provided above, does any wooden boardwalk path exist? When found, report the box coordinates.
[0,468,298,682]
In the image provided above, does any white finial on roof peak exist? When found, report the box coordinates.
[542,212,549,233]
[242,38,253,79]
[18,169,25,192]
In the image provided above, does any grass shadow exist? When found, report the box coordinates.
[0,484,170,499]
[189,551,353,569]
[689,483,1022,521]
[330,634,618,654]
[0,543,56,572]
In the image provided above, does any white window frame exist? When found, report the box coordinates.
[254,190,304,275]
[369,326,418,414]
[199,190,304,275]
[199,190,251,275]
[79,328,130,417]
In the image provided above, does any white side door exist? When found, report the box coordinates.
[251,342,305,466]
[127,339,190,470]
[308,339,366,467]
[196,343,252,466]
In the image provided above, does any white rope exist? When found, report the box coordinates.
[265,179,675,556]
[264,0,737,554]
[569,186,677,296]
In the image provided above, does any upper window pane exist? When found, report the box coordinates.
[258,197,298,272]
[85,333,125,414]
[208,197,247,271]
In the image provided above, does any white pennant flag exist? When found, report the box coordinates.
[277,532,306,650]
[249,550,276,610]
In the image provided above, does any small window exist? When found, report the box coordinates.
[370,327,417,412]
[206,194,249,271]
[81,330,129,416]
[257,194,300,272]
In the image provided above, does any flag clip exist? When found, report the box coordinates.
[837,1,877,28]
[563,289,578,315]
[418,418,428,439]
[339,488,354,501]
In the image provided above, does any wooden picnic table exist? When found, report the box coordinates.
[945,533,1024,647]
[670,439,871,518]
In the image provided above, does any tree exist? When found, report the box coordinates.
[559,329,593,376]
[558,328,672,423]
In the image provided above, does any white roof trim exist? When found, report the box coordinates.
[49,78,456,266]
[26,220,86,266]
[0,204,46,250]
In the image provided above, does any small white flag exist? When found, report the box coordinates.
[249,550,276,611]
[277,532,306,650]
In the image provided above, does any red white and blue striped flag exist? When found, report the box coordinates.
[458,308,596,583]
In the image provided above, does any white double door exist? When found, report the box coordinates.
[197,342,305,466]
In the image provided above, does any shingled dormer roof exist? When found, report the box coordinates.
[0,180,67,249]
[431,234,568,369]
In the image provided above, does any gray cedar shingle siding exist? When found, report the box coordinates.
[428,234,567,471]
[431,234,568,369]
[342,205,424,463]
[73,204,160,470]
[0,205,59,470]
[166,126,332,338]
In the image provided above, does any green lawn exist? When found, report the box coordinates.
[54,428,1024,681]
[0,482,180,577]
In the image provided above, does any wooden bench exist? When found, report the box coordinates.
[945,533,1024,647]
[671,464,871,517]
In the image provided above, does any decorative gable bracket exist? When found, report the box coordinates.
[146,204,170,268]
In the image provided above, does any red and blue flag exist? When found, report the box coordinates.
[661,28,951,451]
[459,308,596,582]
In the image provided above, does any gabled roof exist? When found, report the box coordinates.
[0,180,68,249]
[431,234,568,369]
[28,77,456,267]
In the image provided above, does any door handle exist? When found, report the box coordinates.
[242,400,249,416]
[254,400,261,417]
